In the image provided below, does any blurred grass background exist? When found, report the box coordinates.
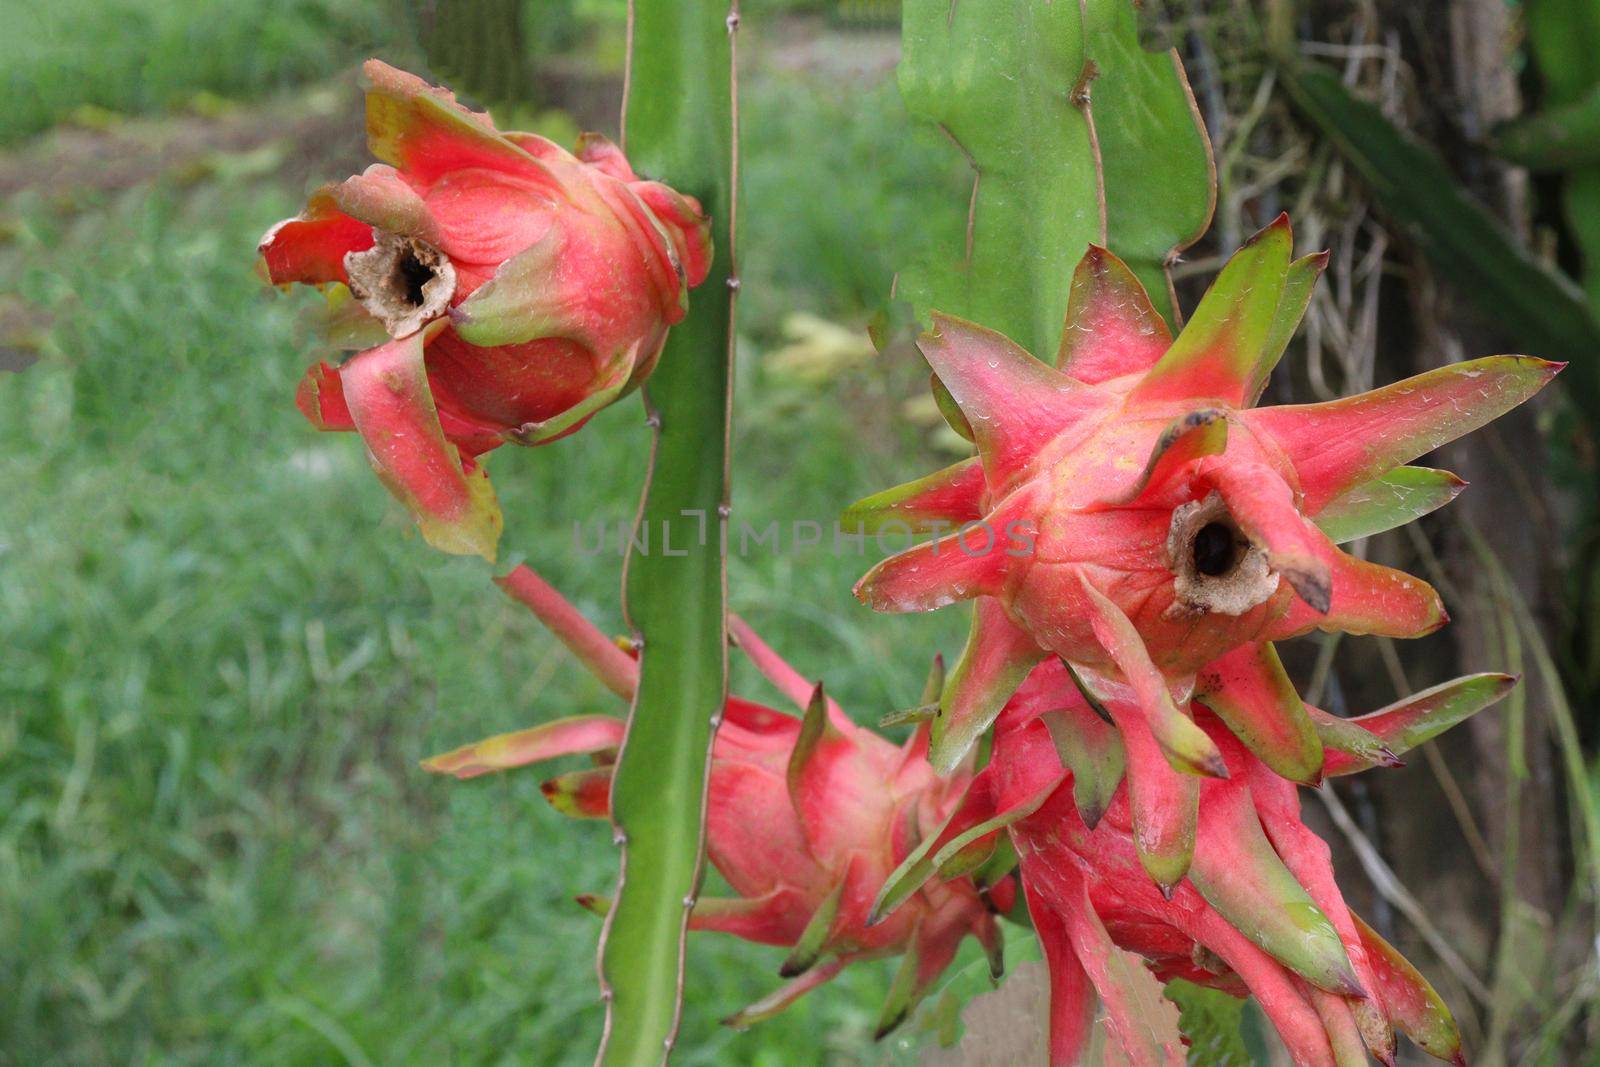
[6,0,1599,1064]
[0,1,979,1063]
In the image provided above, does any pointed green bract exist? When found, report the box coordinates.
[778,877,846,978]
[875,929,926,1039]
[787,684,843,811]
[1041,700,1126,831]
[1099,408,1228,505]
[1249,251,1329,404]
[1313,466,1466,544]
[870,765,1059,927]
[931,600,1046,774]
[1307,706,1398,772]
[1356,673,1517,754]
[1196,643,1324,785]
[1128,216,1293,408]
[970,833,1019,891]
[869,825,944,927]
[1056,244,1173,381]
[935,834,1000,881]
[931,779,1061,879]
[1323,673,1517,776]
[1189,776,1363,995]
[1354,914,1464,1063]
[839,458,984,536]
[1248,355,1564,513]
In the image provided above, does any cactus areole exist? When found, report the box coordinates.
[849,217,1561,779]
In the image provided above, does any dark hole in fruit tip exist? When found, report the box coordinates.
[398,250,433,308]
[1192,521,1238,577]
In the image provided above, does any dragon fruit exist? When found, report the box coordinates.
[259,62,712,560]
[874,656,1512,1065]
[846,218,1559,869]
[423,566,1006,1034]
[423,564,1509,1060]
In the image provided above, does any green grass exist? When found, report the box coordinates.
[0,23,975,1065]
[1,0,394,143]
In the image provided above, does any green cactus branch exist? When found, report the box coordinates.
[896,0,1213,355]
[597,1,739,1064]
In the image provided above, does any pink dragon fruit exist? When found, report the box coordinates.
[875,656,1510,1066]
[423,566,1006,1034]
[846,216,1559,827]
[259,62,712,560]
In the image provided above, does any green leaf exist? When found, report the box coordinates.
[1164,979,1253,1067]
[1526,0,1600,105]
[898,0,1214,356]
[1525,0,1600,310]
[1492,85,1600,170]
[1276,60,1600,414]
[596,3,735,1063]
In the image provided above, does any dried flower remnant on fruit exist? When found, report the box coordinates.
[344,233,456,337]
[1165,492,1277,618]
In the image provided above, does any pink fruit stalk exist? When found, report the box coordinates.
[880,660,1508,1066]
[259,61,712,560]
[423,566,1007,1034]
[848,218,1559,792]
